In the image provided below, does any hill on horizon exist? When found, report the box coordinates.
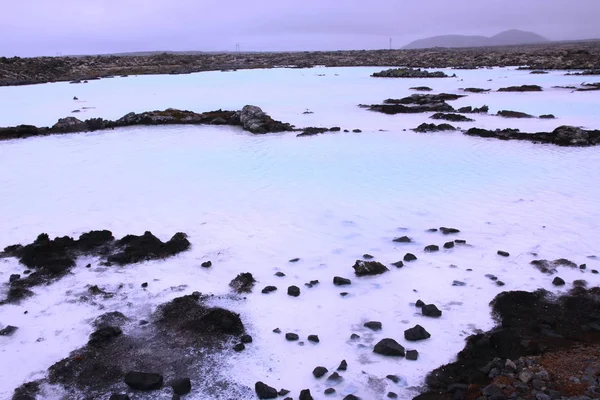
[404,29,550,49]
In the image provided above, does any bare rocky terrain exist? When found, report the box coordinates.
[1,41,600,86]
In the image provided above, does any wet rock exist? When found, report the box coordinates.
[452,280,466,286]
[539,114,556,119]
[422,304,442,317]
[455,239,466,244]
[107,231,190,265]
[387,392,398,398]
[327,372,342,382]
[374,338,406,356]
[338,360,348,371]
[51,117,87,133]
[352,129,362,133]
[363,253,374,259]
[350,333,360,340]
[278,389,290,396]
[392,261,404,268]
[289,258,300,263]
[298,389,314,400]
[465,125,600,147]
[333,276,352,286]
[261,286,278,294]
[124,371,163,391]
[343,394,359,400]
[404,253,418,262]
[308,334,320,343]
[88,326,122,346]
[287,285,300,297]
[171,377,191,395]
[93,312,128,329]
[443,241,455,249]
[325,387,336,394]
[431,112,474,122]
[531,258,577,274]
[241,334,253,343]
[413,123,456,133]
[233,343,245,352]
[313,366,328,378]
[285,333,299,341]
[275,271,286,277]
[406,350,419,360]
[229,272,256,293]
[372,68,452,78]
[352,260,389,276]
[255,381,278,399]
[9,274,20,282]
[404,325,431,341]
[393,236,412,243]
[273,328,281,333]
[141,282,148,288]
[440,227,460,234]
[462,88,491,93]
[201,261,212,268]
[457,105,489,113]
[498,251,510,257]
[416,299,425,308]
[498,110,535,118]
[498,85,543,92]
[424,245,440,252]
[238,105,293,134]
[552,277,566,286]
[410,86,433,91]
[364,321,383,331]
[0,325,18,336]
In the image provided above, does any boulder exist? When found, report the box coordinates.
[352,260,389,276]
[422,304,442,317]
[124,372,163,391]
[424,245,440,252]
[552,125,591,146]
[333,276,352,286]
[373,338,405,356]
[201,261,212,268]
[539,114,556,119]
[406,350,419,360]
[88,326,122,346]
[364,321,382,331]
[0,325,18,336]
[313,366,328,378]
[299,389,314,400]
[443,241,454,249]
[285,333,299,341]
[51,117,87,133]
[287,285,300,297]
[413,123,456,133]
[308,334,319,343]
[239,105,293,134]
[404,253,417,262]
[261,286,277,294]
[255,381,278,399]
[498,251,510,257]
[404,324,431,341]
[229,272,256,293]
[337,360,348,371]
[552,277,566,286]
[171,377,191,395]
[393,236,412,243]
[440,227,460,234]
[92,311,128,329]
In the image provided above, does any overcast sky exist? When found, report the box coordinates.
[2,0,599,56]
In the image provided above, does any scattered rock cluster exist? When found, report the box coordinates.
[372,68,453,78]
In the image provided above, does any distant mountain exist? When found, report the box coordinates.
[404,30,550,49]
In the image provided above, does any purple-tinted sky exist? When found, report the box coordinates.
[2,0,599,56]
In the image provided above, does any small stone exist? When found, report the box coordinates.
[392,261,404,268]
[496,281,505,286]
[275,272,286,277]
[364,321,382,331]
[386,375,400,383]
[404,253,417,262]
[424,245,439,252]
[171,377,191,395]
[0,325,18,336]
[593,269,599,274]
[201,261,212,268]
[388,392,398,398]
[422,304,442,317]
[289,258,300,263]
[327,372,342,381]
[393,236,412,243]
[337,360,347,371]
[443,241,454,249]
[406,350,419,360]
[452,280,466,286]
[552,277,566,286]
[9,274,20,282]
[455,239,466,244]
[141,282,148,288]
[278,389,290,396]
[404,324,431,341]
[325,388,336,395]
[350,333,360,340]
[262,286,278,294]
[415,299,425,307]
[343,395,359,400]
[299,389,314,400]
[233,343,245,352]
[287,285,300,297]
[374,338,405,356]
[255,381,278,399]
[285,333,299,341]
[440,227,460,234]
[273,328,281,334]
[498,251,510,257]
[340,292,349,297]
[363,253,374,259]
[308,335,320,343]
[519,370,534,383]
[241,334,253,343]
[313,366,328,378]
[333,276,351,286]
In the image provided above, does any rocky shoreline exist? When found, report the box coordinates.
[1,41,600,87]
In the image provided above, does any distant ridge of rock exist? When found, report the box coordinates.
[404,30,550,50]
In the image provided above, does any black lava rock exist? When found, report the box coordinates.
[313,366,328,378]
[9,274,20,283]
[275,271,286,277]
[241,334,253,343]
[0,325,18,336]
[364,321,382,331]
[337,360,348,371]
[88,326,122,346]
[201,261,212,268]
[388,392,398,398]
[229,272,256,293]
[352,260,389,276]
[327,372,342,381]
[333,276,352,286]
[404,325,431,341]
[406,349,419,360]
[440,227,460,234]
[392,261,404,268]
[278,389,290,396]
[300,389,314,400]
[363,253,374,259]
[171,377,191,395]
[285,332,299,341]
[325,388,336,395]
[255,381,278,399]
[415,299,425,307]
[289,258,300,263]
[373,338,405,356]
[141,282,148,288]
[393,236,412,243]
[443,241,455,249]
[233,343,245,352]
[124,371,164,391]
[422,304,442,317]
[262,286,278,294]
[109,394,130,400]
[308,334,320,343]
[404,253,417,262]
[497,251,510,257]
[424,245,439,252]
[552,277,566,286]
[287,285,300,297]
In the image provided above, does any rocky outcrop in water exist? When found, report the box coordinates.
[431,113,475,122]
[372,68,453,78]
[498,85,543,92]
[0,106,293,142]
[413,123,457,133]
[497,110,535,118]
[0,230,191,304]
[364,93,464,114]
[465,125,600,146]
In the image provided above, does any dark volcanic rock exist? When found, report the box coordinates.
[531,258,577,274]
[93,312,128,329]
[9,274,20,282]
[287,285,301,297]
[552,276,566,286]
[285,333,299,341]
[106,231,190,265]
[0,325,18,336]
[313,366,328,378]
[338,360,348,371]
[497,250,510,257]
[333,276,352,286]
[255,381,278,399]
[392,261,404,268]
[497,110,535,118]
[201,260,212,268]
[374,338,406,356]
[299,389,314,400]
[308,334,320,343]
[404,253,417,262]
[422,304,442,317]
[424,245,440,252]
[109,394,130,400]
[372,68,452,78]
[431,112,474,122]
[362,253,374,259]
[124,371,163,391]
[413,123,456,133]
[440,227,460,234]
[384,93,465,104]
[457,105,489,114]
[234,105,294,134]
[364,321,383,331]
[539,114,556,119]
[171,377,191,395]
[443,241,455,249]
[410,86,433,91]
[404,324,431,341]
[261,286,277,294]
[352,260,389,276]
[365,93,463,115]
[406,349,419,360]
[229,272,256,293]
[498,85,543,92]
[88,326,122,346]
[393,236,412,243]
[462,88,491,93]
